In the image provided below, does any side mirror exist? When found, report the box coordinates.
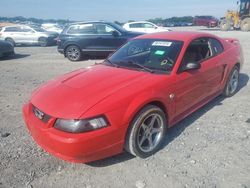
[237,1,239,5]
[183,61,201,71]
[112,30,119,37]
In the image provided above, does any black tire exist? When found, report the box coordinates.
[220,20,231,31]
[125,105,167,158]
[5,38,15,47]
[222,66,240,97]
[65,45,82,61]
[240,18,250,32]
[38,37,48,47]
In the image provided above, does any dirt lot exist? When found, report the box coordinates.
[0,27,249,188]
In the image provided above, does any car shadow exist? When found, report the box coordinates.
[0,54,30,61]
[87,73,249,167]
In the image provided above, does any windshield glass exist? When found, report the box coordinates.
[107,39,183,73]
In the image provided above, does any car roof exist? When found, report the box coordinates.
[2,25,30,28]
[67,21,113,26]
[125,21,155,25]
[136,31,218,42]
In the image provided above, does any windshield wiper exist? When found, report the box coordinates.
[104,59,120,68]
[120,60,154,73]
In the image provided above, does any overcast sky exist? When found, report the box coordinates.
[0,0,237,21]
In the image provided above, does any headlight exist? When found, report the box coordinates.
[54,116,108,133]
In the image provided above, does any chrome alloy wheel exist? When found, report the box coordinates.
[137,113,164,153]
[228,68,239,95]
[67,46,81,61]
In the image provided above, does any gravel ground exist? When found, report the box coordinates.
[0,27,249,188]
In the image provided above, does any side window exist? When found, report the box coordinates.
[67,24,96,34]
[4,27,20,32]
[182,38,212,64]
[143,23,155,28]
[130,23,142,28]
[210,38,224,55]
[20,27,33,32]
[95,24,115,34]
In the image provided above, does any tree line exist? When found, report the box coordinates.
[0,16,194,26]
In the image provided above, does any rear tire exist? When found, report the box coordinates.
[65,45,82,61]
[240,18,250,32]
[125,105,167,158]
[5,38,15,47]
[222,66,240,97]
[220,20,231,31]
[38,37,48,47]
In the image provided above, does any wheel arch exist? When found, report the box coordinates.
[235,62,240,69]
[63,43,82,57]
[126,99,170,131]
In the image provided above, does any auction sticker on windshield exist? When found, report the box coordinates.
[152,41,172,47]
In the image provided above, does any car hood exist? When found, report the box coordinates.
[31,64,150,119]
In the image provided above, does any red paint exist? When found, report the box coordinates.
[23,32,244,163]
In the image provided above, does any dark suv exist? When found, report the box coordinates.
[193,16,218,28]
[57,21,144,61]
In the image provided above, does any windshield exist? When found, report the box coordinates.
[107,39,183,73]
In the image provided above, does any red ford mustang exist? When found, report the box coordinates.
[23,31,244,163]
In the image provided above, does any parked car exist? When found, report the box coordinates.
[57,21,144,61]
[23,31,244,163]
[123,21,172,33]
[0,40,14,58]
[41,23,63,34]
[193,16,219,27]
[0,25,58,46]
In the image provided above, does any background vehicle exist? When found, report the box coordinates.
[0,40,14,58]
[220,0,250,31]
[41,23,63,34]
[123,21,172,33]
[193,16,219,27]
[0,25,58,46]
[57,21,143,61]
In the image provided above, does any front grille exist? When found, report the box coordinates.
[32,105,51,123]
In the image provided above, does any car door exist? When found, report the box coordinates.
[173,38,220,120]
[206,38,227,93]
[66,23,99,52]
[93,23,127,52]
[22,27,38,43]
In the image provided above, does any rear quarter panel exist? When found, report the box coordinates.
[220,38,244,87]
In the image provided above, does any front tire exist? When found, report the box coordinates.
[223,66,240,97]
[125,105,167,158]
[65,45,82,61]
